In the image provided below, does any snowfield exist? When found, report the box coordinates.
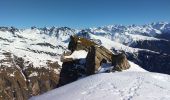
[125,61,147,72]
[64,50,88,60]
[30,72,170,100]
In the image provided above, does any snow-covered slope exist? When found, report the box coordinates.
[30,72,170,100]
[126,61,147,72]
[0,22,169,75]
[1,22,170,67]
[0,22,170,73]
[88,22,170,45]
[0,27,75,69]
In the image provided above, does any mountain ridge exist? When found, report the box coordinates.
[1,22,170,99]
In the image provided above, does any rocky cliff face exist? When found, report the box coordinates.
[126,38,170,74]
[130,39,170,55]
[0,52,61,100]
[127,50,170,74]
[0,52,28,100]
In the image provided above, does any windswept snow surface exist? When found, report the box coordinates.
[97,61,147,73]
[126,61,147,72]
[30,72,170,100]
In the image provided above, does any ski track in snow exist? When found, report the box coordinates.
[118,76,143,100]
[80,75,143,100]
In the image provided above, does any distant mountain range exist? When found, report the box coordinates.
[0,22,170,100]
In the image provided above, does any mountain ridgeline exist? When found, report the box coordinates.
[0,22,170,100]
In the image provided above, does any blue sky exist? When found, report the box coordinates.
[0,0,170,29]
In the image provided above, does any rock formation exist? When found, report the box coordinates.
[0,52,61,100]
[86,45,113,75]
[68,36,130,75]
[112,53,130,71]
[58,59,86,87]
[68,35,96,52]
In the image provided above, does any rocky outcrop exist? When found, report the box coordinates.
[85,46,96,75]
[112,53,130,71]
[58,59,86,87]
[68,35,130,75]
[86,45,130,75]
[68,35,96,52]
[86,45,113,75]
[23,61,60,96]
[0,52,29,100]
[0,52,61,100]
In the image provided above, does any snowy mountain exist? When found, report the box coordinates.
[30,71,170,100]
[88,22,170,44]
[0,22,170,100]
[1,22,170,68]
[0,27,75,100]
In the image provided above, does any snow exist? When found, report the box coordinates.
[126,61,147,72]
[0,23,170,100]
[88,33,139,53]
[29,72,38,77]
[9,73,15,77]
[65,50,88,60]
[97,63,112,73]
[53,69,60,74]
[97,60,146,73]
[30,72,170,100]
[0,28,69,69]
[89,22,170,46]
[1,22,170,69]
[126,32,159,41]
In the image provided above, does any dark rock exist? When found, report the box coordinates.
[0,52,61,100]
[68,35,96,52]
[86,45,113,75]
[112,53,130,71]
[58,59,86,87]
[24,61,61,96]
[77,30,91,39]
[127,50,170,74]
[0,52,29,100]
[128,37,170,74]
[86,45,130,75]
[156,33,170,41]
[130,39,170,55]
[86,46,96,75]
[68,36,130,75]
